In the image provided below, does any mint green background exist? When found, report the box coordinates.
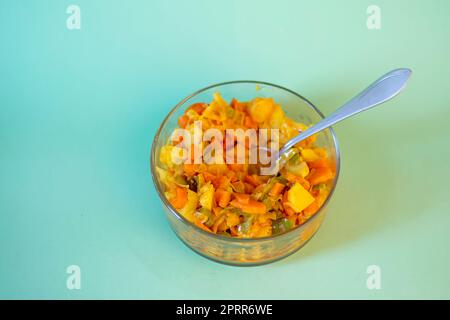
[1,0,449,299]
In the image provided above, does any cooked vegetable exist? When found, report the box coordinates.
[269,182,285,197]
[233,193,250,204]
[198,182,214,211]
[179,189,198,222]
[301,148,319,162]
[194,208,214,227]
[215,189,231,208]
[187,103,206,115]
[157,93,335,238]
[285,152,310,178]
[287,182,315,213]
[272,217,294,235]
[230,198,266,214]
[307,167,333,186]
[170,187,188,209]
[178,115,189,129]
[248,97,275,123]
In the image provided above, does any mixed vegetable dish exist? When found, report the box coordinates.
[156,93,336,238]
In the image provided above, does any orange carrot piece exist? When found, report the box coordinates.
[284,171,302,183]
[284,172,310,190]
[309,158,330,169]
[285,205,296,216]
[244,182,255,194]
[303,201,319,216]
[195,220,212,233]
[171,187,188,209]
[269,182,285,196]
[178,115,189,129]
[244,116,258,129]
[307,167,333,186]
[215,176,230,190]
[187,103,206,115]
[244,175,261,187]
[183,163,196,176]
[245,200,267,214]
[230,98,239,109]
[230,199,266,214]
[212,207,222,216]
[202,172,216,183]
[233,193,250,204]
[215,190,231,208]
[226,170,238,182]
[231,98,246,112]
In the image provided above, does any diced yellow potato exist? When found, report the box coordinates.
[287,182,315,213]
[249,98,275,123]
[179,190,198,222]
[313,147,328,158]
[268,104,285,128]
[198,182,214,211]
[301,148,319,162]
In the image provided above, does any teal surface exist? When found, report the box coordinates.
[1,0,450,299]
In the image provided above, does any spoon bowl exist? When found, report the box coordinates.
[262,68,412,174]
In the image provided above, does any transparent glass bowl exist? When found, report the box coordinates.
[150,81,340,266]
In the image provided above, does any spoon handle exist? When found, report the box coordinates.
[279,68,412,155]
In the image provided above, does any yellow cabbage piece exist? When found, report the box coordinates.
[202,92,233,122]
[156,166,169,186]
[198,182,214,211]
[226,212,240,228]
[179,190,198,222]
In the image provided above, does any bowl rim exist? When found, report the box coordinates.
[150,80,341,242]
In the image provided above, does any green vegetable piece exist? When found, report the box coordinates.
[272,218,294,235]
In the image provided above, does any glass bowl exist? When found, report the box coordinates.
[150,81,340,266]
